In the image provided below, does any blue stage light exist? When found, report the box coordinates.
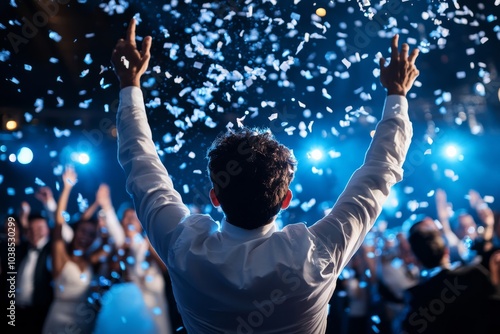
[71,152,90,165]
[444,145,459,159]
[17,147,33,165]
[308,148,324,161]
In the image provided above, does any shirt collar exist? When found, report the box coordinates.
[220,218,277,241]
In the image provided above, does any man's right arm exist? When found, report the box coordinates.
[112,19,190,254]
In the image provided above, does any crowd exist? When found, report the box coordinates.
[1,166,499,333]
[1,166,184,334]
[324,188,500,333]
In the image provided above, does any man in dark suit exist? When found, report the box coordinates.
[400,226,497,333]
[15,214,54,333]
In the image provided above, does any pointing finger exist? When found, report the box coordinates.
[126,18,136,45]
[391,34,399,61]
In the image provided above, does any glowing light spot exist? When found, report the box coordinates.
[17,147,33,164]
[71,152,90,165]
[444,145,459,158]
[5,120,18,131]
[78,153,90,165]
[309,149,324,161]
[316,8,326,17]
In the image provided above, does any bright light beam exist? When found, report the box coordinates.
[17,147,33,165]
[71,152,90,165]
[308,149,324,161]
[444,145,459,159]
[77,153,90,165]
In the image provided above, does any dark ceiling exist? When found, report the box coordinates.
[1,0,499,222]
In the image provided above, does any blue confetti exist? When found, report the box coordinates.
[83,53,93,64]
[0,50,11,62]
[73,249,83,257]
[48,31,62,42]
[35,177,46,186]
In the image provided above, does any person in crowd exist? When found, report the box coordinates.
[494,212,500,248]
[122,207,173,333]
[468,189,497,254]
[400,226,497,333]
[94,206,173,333]
[35,186,59,226]
[344,243,377,334]
[81,183,126,258]
[111,17,419,333]
[42,166,110,334]
[6,185,75,333]
[376,229,419,333]
[14,213,53,333]
[0,215,27,332]
[434,189,472,263]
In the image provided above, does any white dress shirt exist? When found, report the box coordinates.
[117,86,412,333]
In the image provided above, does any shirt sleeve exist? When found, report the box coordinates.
[309,95,413,277]
[117,86,191,255]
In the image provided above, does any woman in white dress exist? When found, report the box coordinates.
[94,208,173,334]
[42,166,108,334]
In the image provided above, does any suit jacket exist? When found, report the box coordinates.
[32,240,54,308]
[15,240,54,309]
[401,264,496,334]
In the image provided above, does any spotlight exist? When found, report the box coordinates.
[17,147,33,165]
[473,83,485,96]
[2,114,20,131]
[444,145,459,159]
[5,120,18,131]
[71,152,90,165]
[78,153,90,165]
[308,148,324,161]
[315,8,327,17]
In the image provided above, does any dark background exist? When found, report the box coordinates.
[1,0,499,228]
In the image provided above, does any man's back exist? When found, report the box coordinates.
[167,217,337,333]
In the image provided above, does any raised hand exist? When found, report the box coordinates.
[20,201,31,217]
[435,188,450,216]
[96,183,112,209]
[111,18,152,89]
[35,186,55,205]
[62,165,78,189]
[469,189,494,227]
[379,34,420,96]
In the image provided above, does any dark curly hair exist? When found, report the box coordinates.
[207,127,297,230]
